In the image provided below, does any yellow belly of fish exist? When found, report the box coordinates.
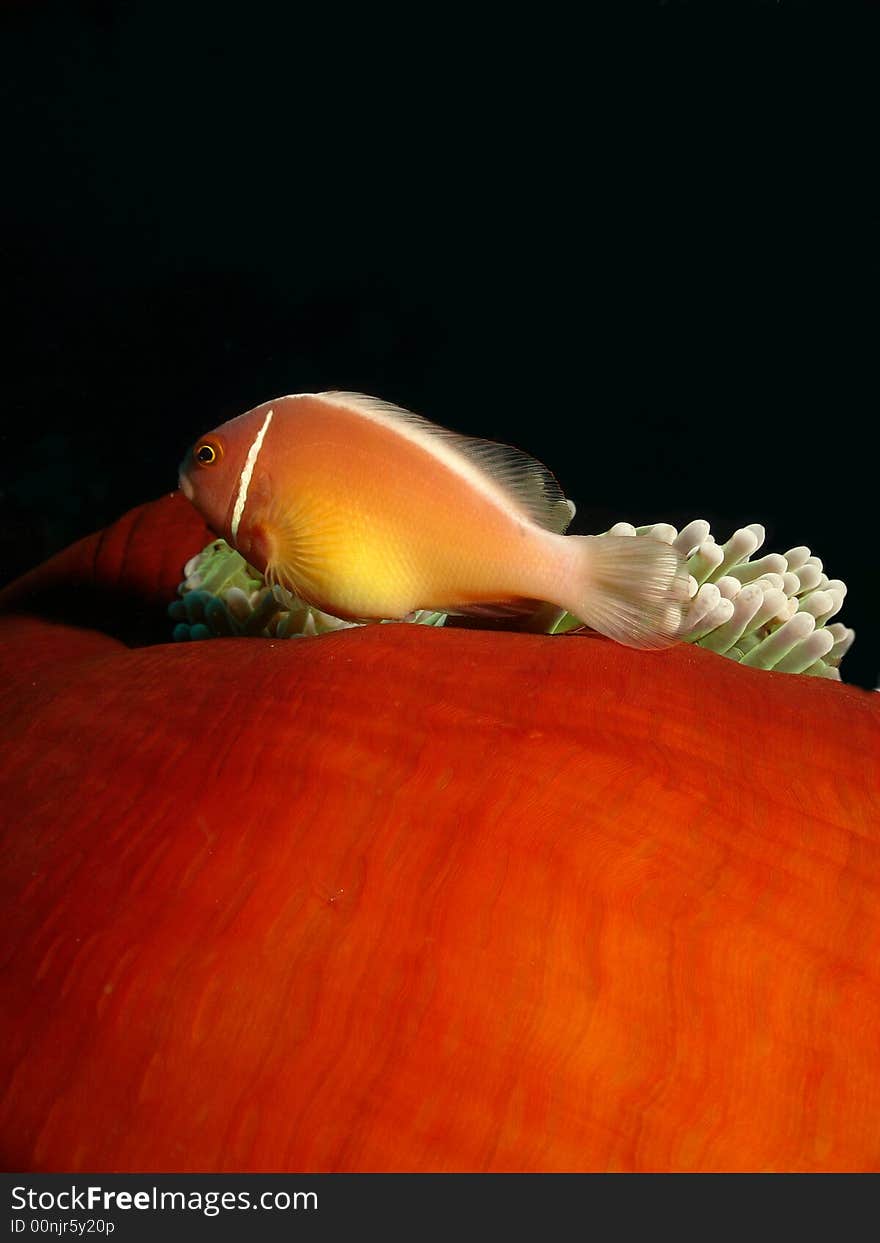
[307,532,423,618]
[261,490,546,620]
[259,502,430,618]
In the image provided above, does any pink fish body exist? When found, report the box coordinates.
[179,392,685,647]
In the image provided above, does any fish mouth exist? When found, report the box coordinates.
[178,471,195,501]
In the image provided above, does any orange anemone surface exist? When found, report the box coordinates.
[1,493,878,1172]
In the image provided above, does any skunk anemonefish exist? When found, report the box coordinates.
[178,392,687,647]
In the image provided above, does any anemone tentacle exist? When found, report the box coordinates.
[170,521,854,680]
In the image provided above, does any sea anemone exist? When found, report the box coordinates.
[170,517,855,679]
[1,492,877,1172]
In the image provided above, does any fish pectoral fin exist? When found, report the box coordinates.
[259,496,349,603]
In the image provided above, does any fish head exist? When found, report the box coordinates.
[178,402,275,546]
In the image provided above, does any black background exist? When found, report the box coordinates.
[2,1,876,687]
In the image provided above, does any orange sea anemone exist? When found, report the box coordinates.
[1,494,878,1172]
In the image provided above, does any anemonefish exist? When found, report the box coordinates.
[178,392,687,647]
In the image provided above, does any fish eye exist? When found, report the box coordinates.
[195,439,223,466]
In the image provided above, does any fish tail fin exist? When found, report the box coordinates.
[563,535,688,649]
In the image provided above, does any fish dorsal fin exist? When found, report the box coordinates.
[314,391,576,535]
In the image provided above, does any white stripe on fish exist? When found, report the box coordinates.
[291,391,573,535]
[231,407,274,543]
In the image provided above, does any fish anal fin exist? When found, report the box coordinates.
[442,597,544,619]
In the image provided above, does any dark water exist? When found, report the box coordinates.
[2,2,875,687]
